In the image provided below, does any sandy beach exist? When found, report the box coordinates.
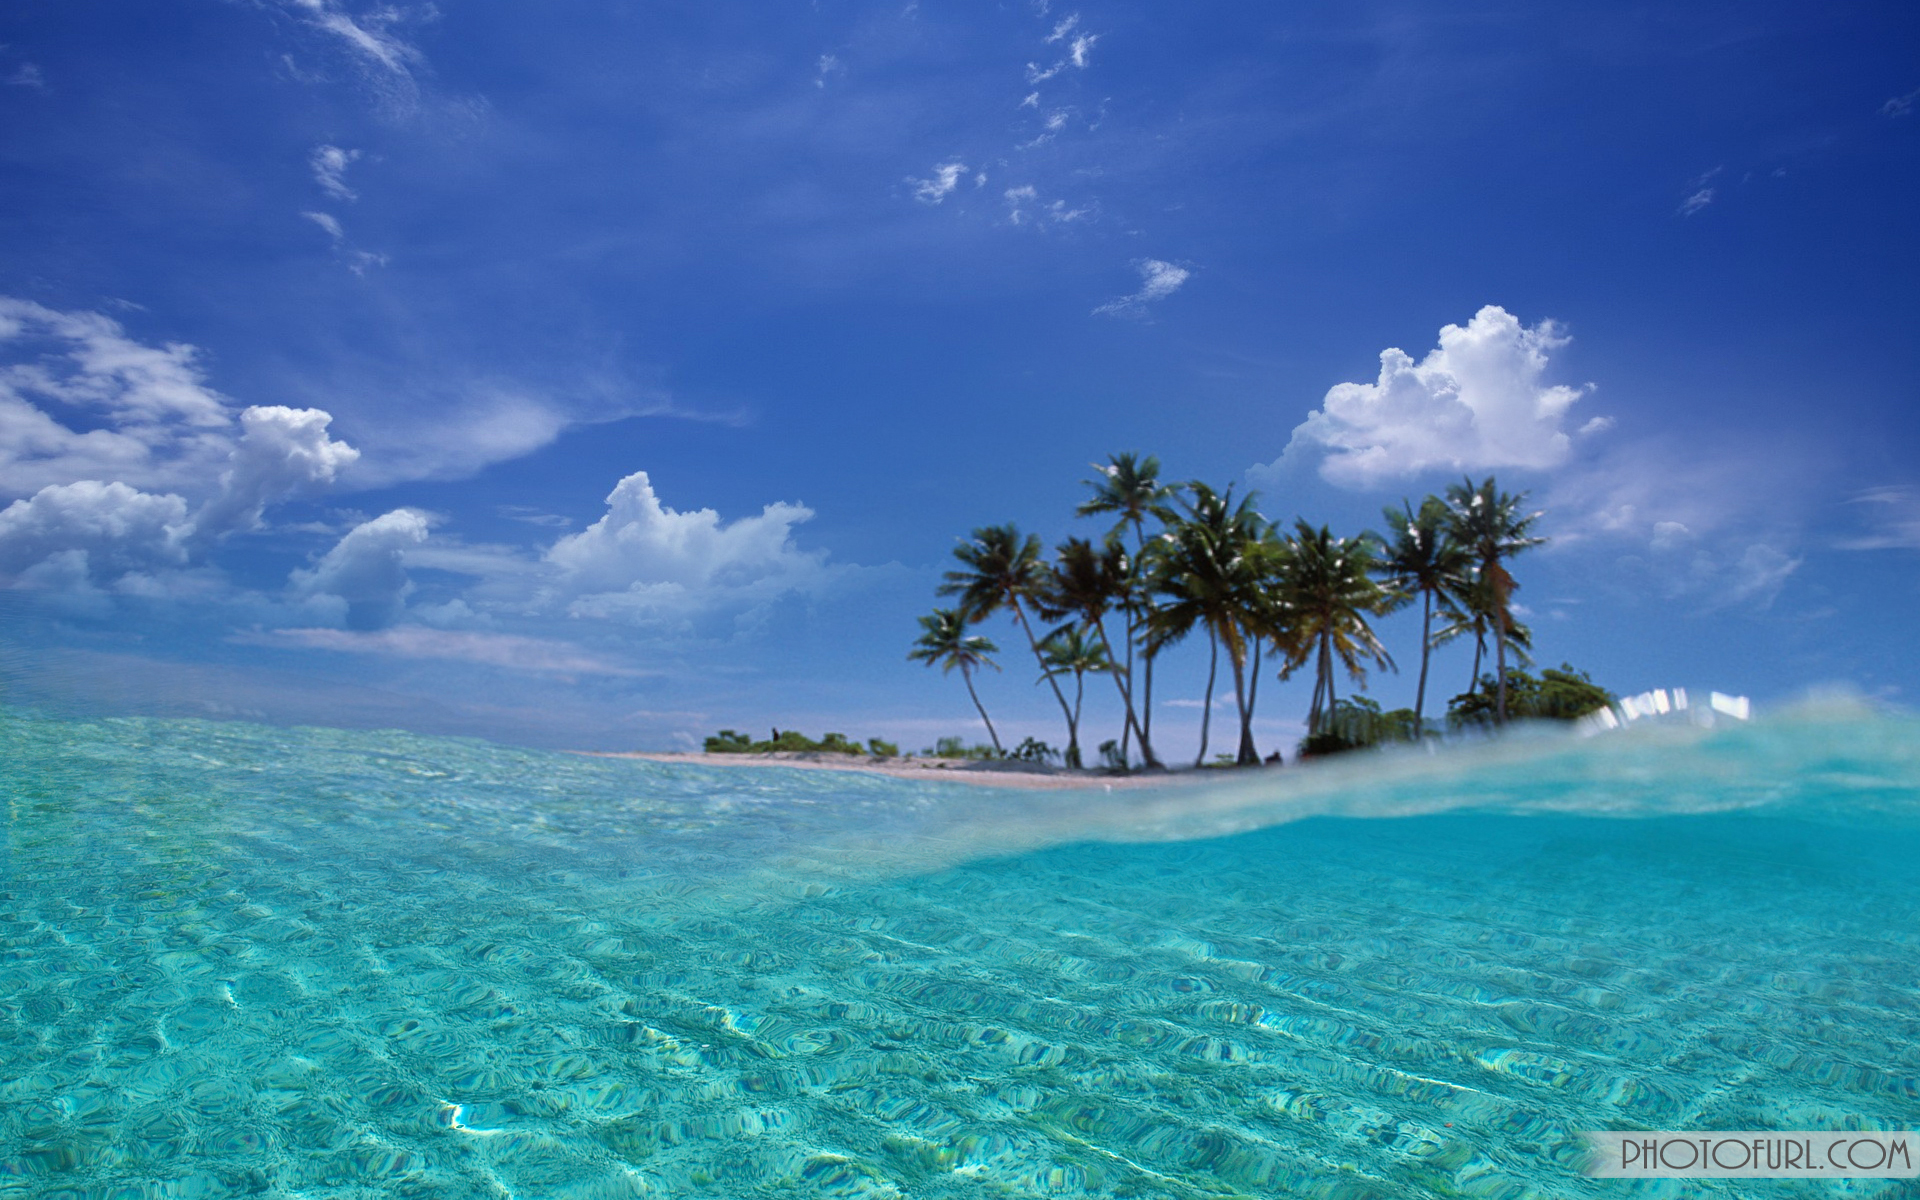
[582,750,1187,790]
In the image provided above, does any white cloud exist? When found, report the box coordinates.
[910,161,968,204]
[246,626,642,675]
[0,480,191,585]
[1884,88,1919,118]
[1068,34,1098,68]
[1276,305,1595,488]
[1092,258,1191,316]
[290,508,431,629]
[283,0,422,76]
[815,53,844,88]
[1842,486,1920,550]
[194,406,360,537]
[310,144,361,200]
[1679,167,1721,216]
[1045,14,1080,43]
[6,64,44,89]
[302,210,346,242]
[0,296,246,497]
[545,471,831,627]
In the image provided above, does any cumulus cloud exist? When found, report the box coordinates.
[291,508,431,629]
[1093,259,1191,316]
[194,406,360,537]
[910,161,967,204]
[545,471,830,627]
[1276,305,1596,488]
[310,144,361,200]
[0,480,191,586]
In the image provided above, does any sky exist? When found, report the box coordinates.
[1,0,1917,755]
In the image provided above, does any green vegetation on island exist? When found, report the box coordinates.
[704,729,900,757]
[914,456,1614,769]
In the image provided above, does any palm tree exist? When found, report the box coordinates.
[1077,453,1175,767]
[1146,483,1270,766]
[908,608,1004,755]
[939,524,1083,766]
[1444,477,1546,724]
[1037,536,1144,765]
[1272,520,1396,738]
[1375,496,1471,737]
[1037,626,1112,770]
[1433,574,1534,699]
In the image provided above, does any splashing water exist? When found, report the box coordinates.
[1,702,1916,1198]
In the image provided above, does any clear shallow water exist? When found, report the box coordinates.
[1,706,1917,1199]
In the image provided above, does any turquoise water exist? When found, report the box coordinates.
[2,705,1917,1199]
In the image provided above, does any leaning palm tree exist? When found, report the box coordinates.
[939,524,1083,766]
[1037,625,1112,771]
[1077,453,1175,767]
[908,608,1004,756]
[1375,496,1472,737]
[1037,536,1144,765]
[1272,520,1396,738]
[1444,477,1546,724]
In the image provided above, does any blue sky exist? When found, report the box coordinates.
[2,0,1916,753]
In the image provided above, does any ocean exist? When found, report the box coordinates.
[1,702,1916,1198]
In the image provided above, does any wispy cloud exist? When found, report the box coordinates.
[282,0,423,77]
[245,626,644,676]
[910,161,968,203]
[310,144,361,200]
[1044,14,1080,43]
[1841,486,1920,550]
[1679,166,1721,216]
[1883,87,1919,118]
[815,53,844,89]
[5,63,44,89]
[1093,258,1191,316]
[302,210,346,242]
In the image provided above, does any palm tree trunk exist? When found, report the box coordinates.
[1495,618,1508,726]
[1068,668,1085,768]
[1119,608,1136,763]
[1469,629,1484,697]
[1231,629,1257,766]
[1130,523,1163,769]
[1414,587,1433,738]
[1092,615,1145,768]
[1010,597,1080,766]
[1140,650,1161,767]
[1322,629,1337,723]
[960,663,1003,755]
[1246,639,1265,761]
[1196,627,1218,767]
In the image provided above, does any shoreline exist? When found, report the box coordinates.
[580,750,1190,790]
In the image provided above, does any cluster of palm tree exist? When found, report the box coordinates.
[911,454,1546,769]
